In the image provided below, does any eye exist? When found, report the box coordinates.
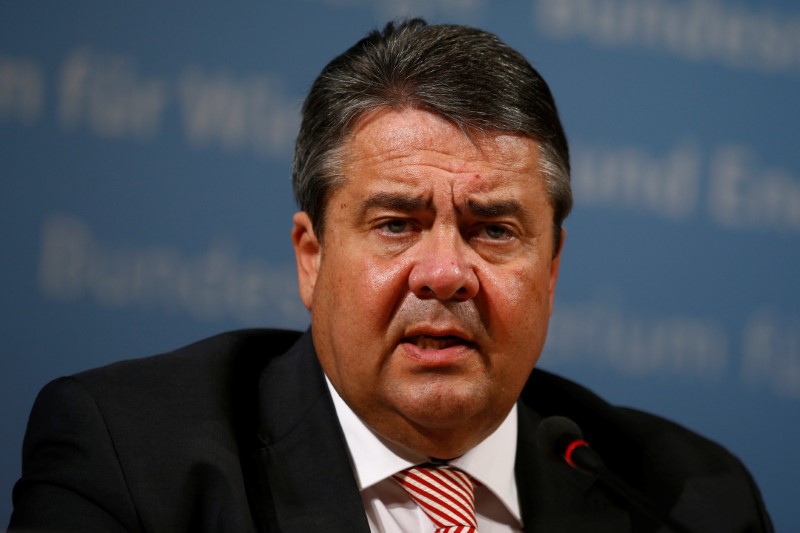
[481,224,512,240]
[380,219,410,234]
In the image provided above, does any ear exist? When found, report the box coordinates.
[292,211,321,310]
[548,228,566,315]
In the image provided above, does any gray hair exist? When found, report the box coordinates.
[292,18,572,249]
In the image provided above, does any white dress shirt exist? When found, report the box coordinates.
[326,377,523,532]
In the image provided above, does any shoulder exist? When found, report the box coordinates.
[521,368,773,531]
[29,328,304,442]
[56,329,304,437]
[67,328,303,405]
[25,328,306,470]
[12,329,306,532]
[522,368,738,470]
[75,328,303,381]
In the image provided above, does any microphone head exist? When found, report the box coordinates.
[536,415,584,460]
[536,416,604,474]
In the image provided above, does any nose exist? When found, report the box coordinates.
[408,228,479,301]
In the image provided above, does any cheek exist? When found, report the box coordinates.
[482,262,545,311]
[486,264,552,381]
[479,260,553,347]
[358,255,413,310]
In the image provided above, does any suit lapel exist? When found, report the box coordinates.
[251,331,370,533]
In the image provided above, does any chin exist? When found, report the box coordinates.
[395,380,490,428]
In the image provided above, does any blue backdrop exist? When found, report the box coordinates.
[1,1,797,529]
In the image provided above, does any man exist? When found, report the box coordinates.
[9,19,772,532]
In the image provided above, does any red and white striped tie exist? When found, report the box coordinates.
[393,465,478,533]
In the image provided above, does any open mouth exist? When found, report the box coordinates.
[403,335,468,350]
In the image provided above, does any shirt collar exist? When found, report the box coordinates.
[325,376,521,522]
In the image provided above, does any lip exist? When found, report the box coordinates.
[398,328,476,367]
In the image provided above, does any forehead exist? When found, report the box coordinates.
[338,108,543,197]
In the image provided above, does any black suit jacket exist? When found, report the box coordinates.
[8,329,772,532]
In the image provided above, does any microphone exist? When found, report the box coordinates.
[536,416,694,533]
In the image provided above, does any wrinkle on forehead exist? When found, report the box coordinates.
[336,107,549,236]
[345,108,537,177]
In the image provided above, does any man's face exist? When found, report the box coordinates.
[293,108,563,458]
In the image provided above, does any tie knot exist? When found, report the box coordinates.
[393,465,478,532]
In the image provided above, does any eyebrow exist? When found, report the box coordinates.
[462,199,525,219]
[358,192,430,217]
[356,193,526,220]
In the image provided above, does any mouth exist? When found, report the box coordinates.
[403,334,467,350]
[399,333,475,366]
